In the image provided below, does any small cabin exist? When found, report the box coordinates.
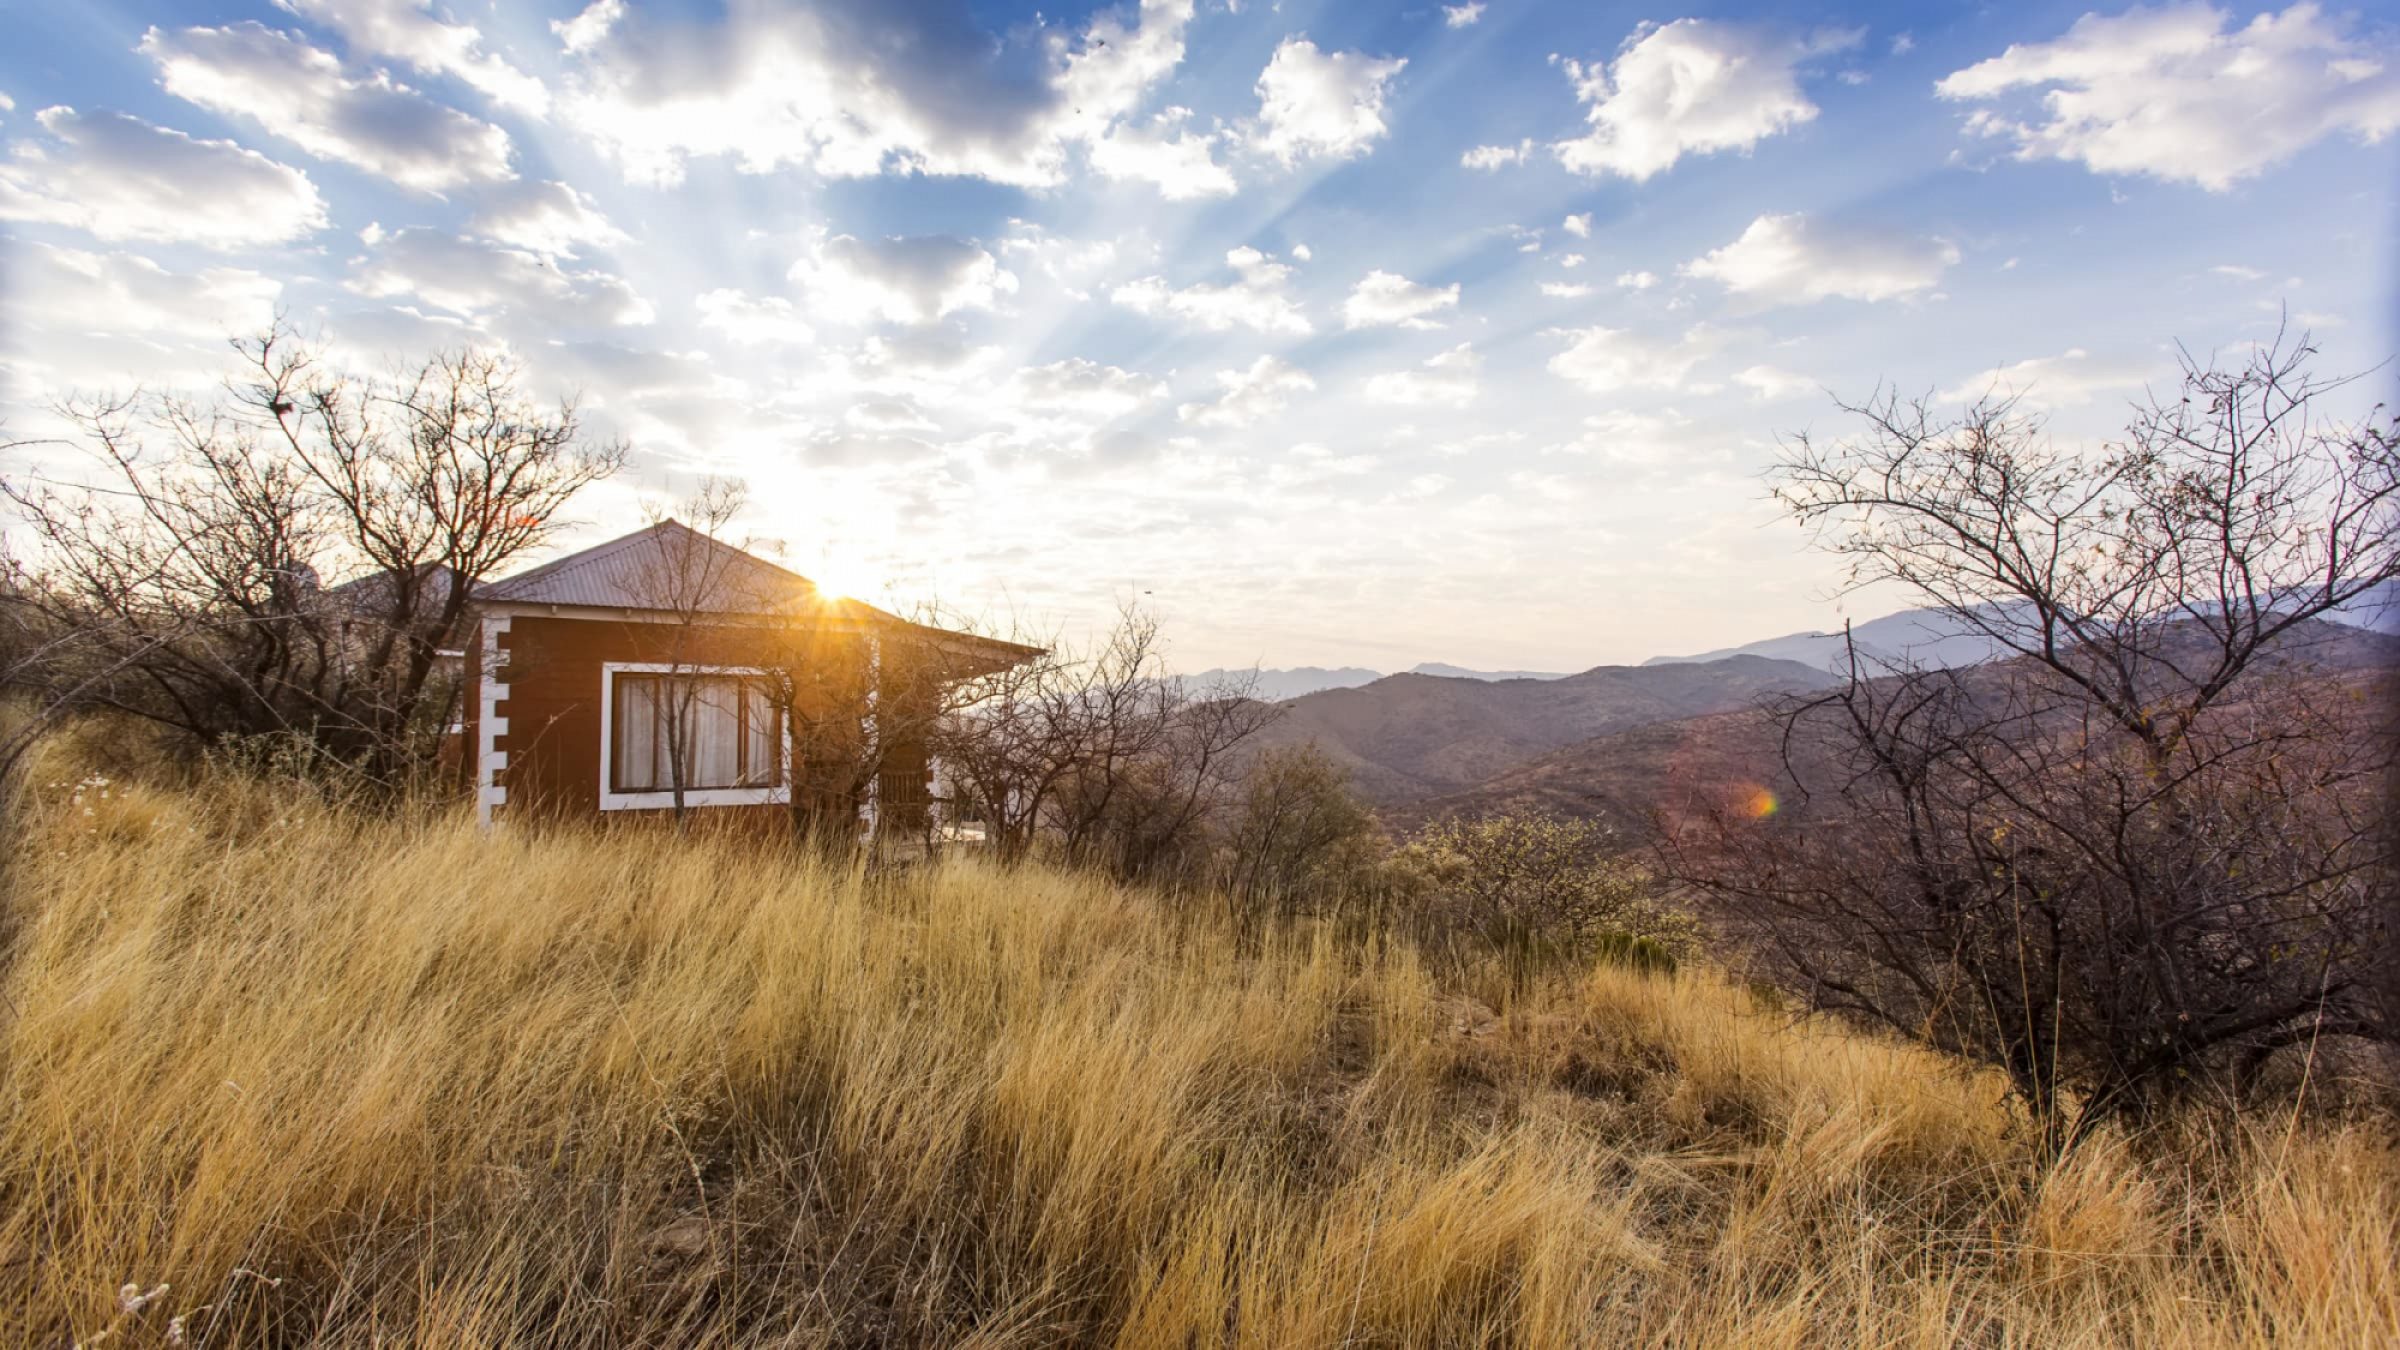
[462,522,1037,837]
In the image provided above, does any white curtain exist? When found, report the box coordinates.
[742,683,776,787]
[684,677,741,789]
[614,673,775,793]
[614,675,660,791]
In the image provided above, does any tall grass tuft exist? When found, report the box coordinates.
[0,764,2392,1345]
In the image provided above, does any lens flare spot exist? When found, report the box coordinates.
[1742,784,1779,819]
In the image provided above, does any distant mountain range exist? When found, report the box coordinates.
[1198,581,2400,702]
[1248,655,1836,805]
[1646,580,2400,673]
[1186,662,1569,701]
[1232,591,2400,822]
[1402,618,2400,833]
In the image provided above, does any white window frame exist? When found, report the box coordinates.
[598,661,791,812]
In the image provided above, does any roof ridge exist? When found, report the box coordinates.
[486,528,653,597]
[482,522,827,611]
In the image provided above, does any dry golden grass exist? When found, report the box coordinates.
[2,767,2393,1346]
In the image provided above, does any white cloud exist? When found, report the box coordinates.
[1267,441,1375,488]
[997,223,1132,301]
[1936,347,2160,408]
[1562,212,1592,237]
[275,0,548,113]
[1683,213,1957,305]
[1733,363,1814,400]
[1937,3,2400,191]
[849,326,1002,380]
[319,303,484,366]
[1002,357,1167,425]
[1250,37,1407,165]
[352,226,654,327]
[846,397,937,433]
[1364,343,1482,407]
[1546,324,1725,392]
[1444,3,1486,28]
[555,0,1195,188]
[10,242,281,337]
[1555,19,1857,179]
[1615,269,1657,289]
[1178,355,1315,428]
[468,179,626,257]
[1342,269,1460,330]
[1550,408,1708,467]
[1090,107,1236,199]
[540,339,724,403]
[788,233,1018,327]
[553,0,622,55]
[1558,253,1585,268]
[2211,263,2269,281]
[695,289,815,346]
[1461,138,1531,169]
[1113,246,1311,334]
[144,23,514,193]
[1540,282,1592,298]
[0,107,326,248]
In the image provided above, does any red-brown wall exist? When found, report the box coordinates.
[468,609,932,834]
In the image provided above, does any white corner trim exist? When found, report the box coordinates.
[860,633,882,840]
[476,615,512,829]
[597,661,791,812]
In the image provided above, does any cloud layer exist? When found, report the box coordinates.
[145,23,515,192]
[1938,2,2400,191]
[0,107,326,247]
[1555,20,1855,180]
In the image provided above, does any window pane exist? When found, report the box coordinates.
[614,675,660,792]
[742,682,776,787]
[613,671,781,795]
[684,676,742,789]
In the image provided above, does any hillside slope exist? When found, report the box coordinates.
[7,774,2394,1346]
[1648,582,2400,672]
[1411,618,2400,832]
[1255,654,1836,804]
[1388,704,1786,834]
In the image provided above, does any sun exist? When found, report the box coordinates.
[804,557,882,604]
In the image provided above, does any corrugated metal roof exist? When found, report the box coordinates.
[477,521,1045,667]
[483,521,855,615]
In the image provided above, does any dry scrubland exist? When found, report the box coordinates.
[5,769,2396,1347]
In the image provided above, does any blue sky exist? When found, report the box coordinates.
[2,0,2396,670]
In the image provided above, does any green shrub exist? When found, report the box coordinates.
[1386,813,1693,982]
[1592,930,1678,978]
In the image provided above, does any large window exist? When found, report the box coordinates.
[610,672,780,794]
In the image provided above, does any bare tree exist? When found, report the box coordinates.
[609,514,1037,854]
[0,561,194,832]
[1674,332,2400,1145]
[753,604,996,855]
[1396,814,1683,983]
[1,325,624,787]
[621,479,755,830]
[932,606,1279,881]
[1769,328,2399,769]
[1218,743,1382,925]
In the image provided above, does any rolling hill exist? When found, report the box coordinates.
[1186,661,1571,701]
[1646,582,2400,673]
[1252,654,1837,804]
[1405,618,2400,833]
